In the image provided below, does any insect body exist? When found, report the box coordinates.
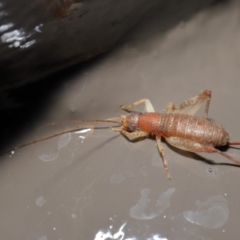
[10,90,240,179]
[124,112,229,149]
[112,90,240,179]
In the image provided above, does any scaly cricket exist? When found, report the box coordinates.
[10,90,240,179]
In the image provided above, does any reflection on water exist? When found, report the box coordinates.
[39,151,59,162]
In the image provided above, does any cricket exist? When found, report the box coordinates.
[9,90,240,179]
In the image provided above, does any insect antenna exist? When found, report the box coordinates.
[43,117,122,126]
[2,117,122,154]
[228,142,240,146]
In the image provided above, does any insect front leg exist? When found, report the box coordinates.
[111,127,149,141]
[120,99,155,112]
[156,136,171,180]
[168,90,211,118]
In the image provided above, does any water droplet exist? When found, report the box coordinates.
[58,133,71,150]
[36,196,46,207]
[38,236,47,240]
[130,188,176,220]
[39,151,59,162]
[183,195,229,229]
[71,214,77,219]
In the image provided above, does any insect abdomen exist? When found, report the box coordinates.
[138,113,229,146]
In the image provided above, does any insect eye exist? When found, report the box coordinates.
[129,125,135,131]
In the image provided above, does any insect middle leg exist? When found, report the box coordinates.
[165,90,211,119]
[113,127,171,179]
[156,136,171,180]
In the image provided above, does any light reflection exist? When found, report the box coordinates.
[20,39,36,48]
[1,24,42,48]
[94,222,126,240]
[74,128,93,143]
[148,235,168,240]
[0,25,41,48]
[0,4,43,49]
[1,28,32,48]
[94,222,168,240]
[34,24,43,33]
[74,128,92,134]
[0,23,14,32]
[1,29,27,42]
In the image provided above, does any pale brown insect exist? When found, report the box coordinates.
[10,90,240,179]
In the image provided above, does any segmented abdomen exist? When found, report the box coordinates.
[138,113,229,146]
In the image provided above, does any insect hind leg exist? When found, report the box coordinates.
[207,147,240,166]
[166,137,240,167]
[169,90,211,118]
[203,145,240,165]
[120,99,155,112]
